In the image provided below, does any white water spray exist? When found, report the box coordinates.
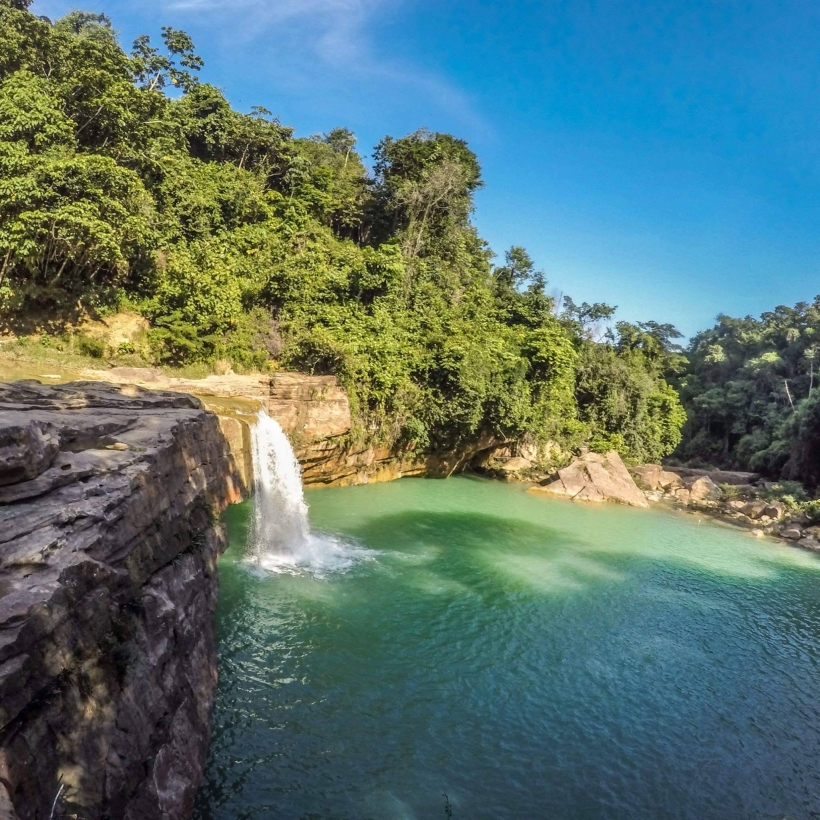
[249,409,372,574]
[251,410,310,555]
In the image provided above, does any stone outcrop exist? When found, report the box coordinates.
[531,451,649,508]
[663,466,760,486]
[630,464,682,491]
[0,380,242,820]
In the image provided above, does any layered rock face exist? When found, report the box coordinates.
[265,375,501,485]
[0,381,242,820]
[298,431,501,487]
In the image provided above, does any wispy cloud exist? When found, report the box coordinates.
[164,0,490,135]
[170,0,380,63]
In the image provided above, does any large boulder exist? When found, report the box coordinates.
[762,501,786,520]
[740,499,786,520]
[684,475,723,502]
[630,464,662,489]
[742,500,768,520]
[631,464,682,491]
[532,451,649,508]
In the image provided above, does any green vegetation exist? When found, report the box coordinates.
[676,298,820,488]
[0,0,685,461]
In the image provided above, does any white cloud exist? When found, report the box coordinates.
[169,0,390,63]
[164,0,490,135]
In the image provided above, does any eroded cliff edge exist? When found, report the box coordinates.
[79,367,499,488]
[0,380,243,820]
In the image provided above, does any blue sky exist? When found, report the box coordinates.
[34,0,820,337]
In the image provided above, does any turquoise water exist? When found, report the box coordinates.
[194,476,820,820]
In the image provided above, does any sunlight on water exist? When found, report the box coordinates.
[197,477,820,820]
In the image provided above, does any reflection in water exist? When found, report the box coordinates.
[196,477,820,820]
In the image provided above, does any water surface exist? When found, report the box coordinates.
[195,476,820,820]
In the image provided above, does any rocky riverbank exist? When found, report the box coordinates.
[0,381,242,820]
[629,464,820,550]
[490,446,820,551]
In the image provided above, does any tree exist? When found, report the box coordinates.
[131,27,203,93]
[561,297,616,339]
[371,129,482,256]
[676,295,820,484]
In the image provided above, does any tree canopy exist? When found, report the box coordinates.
[0,0,686,463]
[675,298,820,486]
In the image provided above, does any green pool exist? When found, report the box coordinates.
[195,476,820,819]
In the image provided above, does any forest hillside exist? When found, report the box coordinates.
[0,0,687,464]
[676,298,820,490]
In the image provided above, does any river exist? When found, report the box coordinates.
[195,475,820,820]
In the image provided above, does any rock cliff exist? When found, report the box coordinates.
[0,381,242,820]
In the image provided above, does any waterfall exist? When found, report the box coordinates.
[251,409,310,556]
[249,409,370,574]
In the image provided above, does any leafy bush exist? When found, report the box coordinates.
[719,483,741,501]
[760,481,809,504]
[803,500,820,524]
[76,333,105,358]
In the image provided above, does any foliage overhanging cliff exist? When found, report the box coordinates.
[0,0,686,461]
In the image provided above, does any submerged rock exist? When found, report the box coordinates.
[532,451,649,508]
[0,380,242,820]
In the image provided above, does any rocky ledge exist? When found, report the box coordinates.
[0,381,242,820]
[81,366,500,487]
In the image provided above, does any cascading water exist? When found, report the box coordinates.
[251,410,310,555]
[248,409,371,574]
